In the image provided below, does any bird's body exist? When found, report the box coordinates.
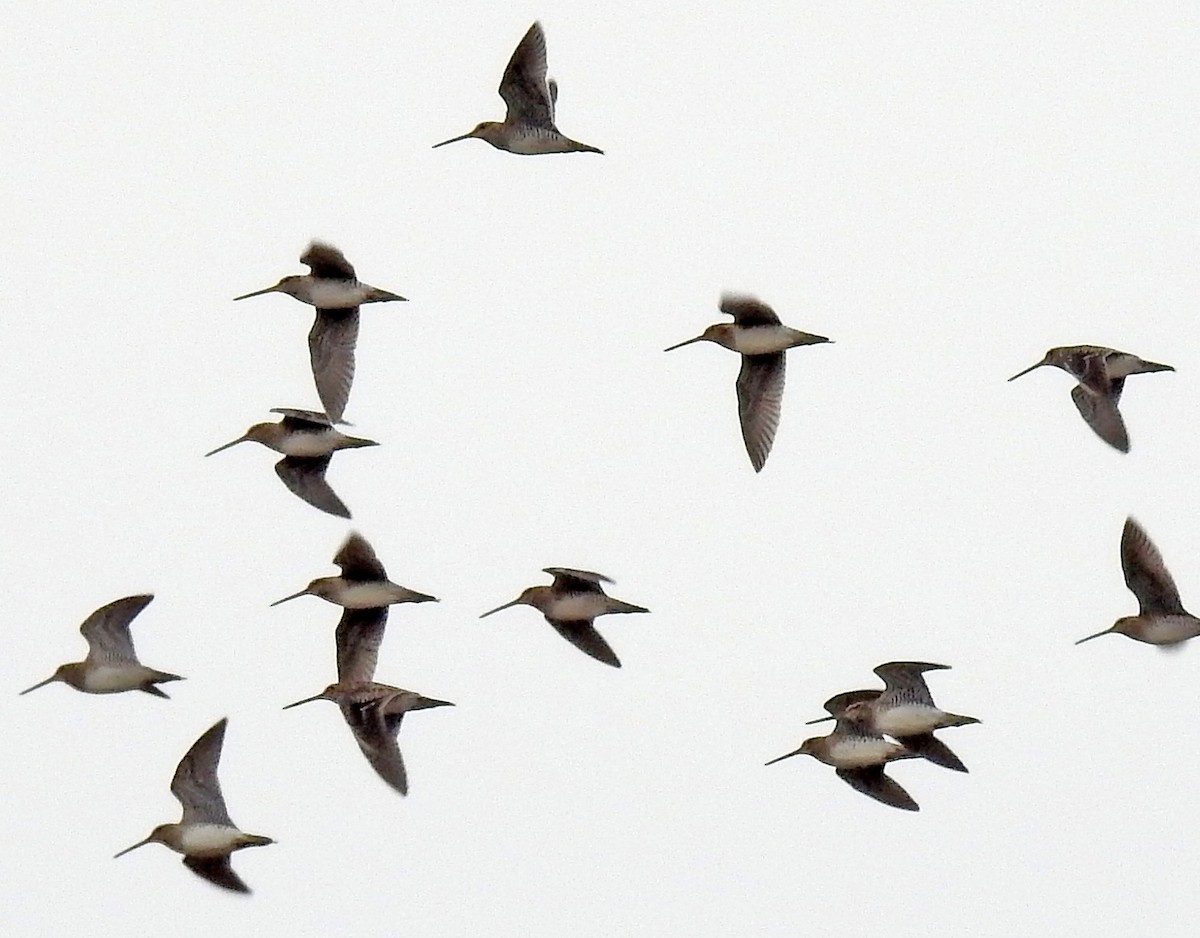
[285,681,454,796]
[666,294,830,472]
[234,243,407,423]
[806,665,978,773]
[21,595,182,698]
[433,22,602,155]
[282,605,453,795]
[114,719,273,893]
[767,692,918,811]
[480,568,648,668]
[271,532,438,609]
[1008,345,1173,453]
[1076,517,1200,646]
[806,731,909,770]
[206,408,378,519]
[854,662,979,736]
[837,663,979,773]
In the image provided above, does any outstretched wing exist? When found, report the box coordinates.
[547,618,621,667]
[335,607,389,684]
[308,308,358,424]
[1070,384,1129,453]
[80,594,154,664]
[343,701,408,795]
[300,242,356,280]
[271,407,333,429]
[895,733,968,773]
[736,353,785,472]
[499,22,554,126]
[183,855,249,893]
[275,456,351,519]
[1121,517,1185,616]
[334,532,387,581]
[171,719,234,827]
[719,294,781,327]
[836,766,919,811]
[544,568,611,593]
[872,662,946,705]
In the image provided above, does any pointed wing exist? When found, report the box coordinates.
[80,594,154,665]
[836,766,919,811]
[342,701,408,795]
[1122,517,1185,615]
[895,732,968,773]
[872,662,944,705]
[544,568,611,593]
[1070,384,1129,452]
[335,607,389,684]
[547,618,621,667]
[719,294,781,327]
[171,719,234,826]
[183,855,250,893]
[275,456,351,519]
[308,308,358,424]
[334,532,387,581]
[270,407,333,429]
[736,353,785,472]
[499,22,554,126]
[300,242,356,280]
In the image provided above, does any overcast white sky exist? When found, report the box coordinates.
[3,2,1199,935]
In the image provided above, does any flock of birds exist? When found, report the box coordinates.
[18,18,1194,894]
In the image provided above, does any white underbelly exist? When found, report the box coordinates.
[338,581,401,608]
[309,281,363,309]
[730,327,792,356]
[179,824,243,857]
[279,431,337,457]
[826,736,899,769]
[82,665,148,694]
[875,705,942,737]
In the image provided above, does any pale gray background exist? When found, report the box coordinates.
[3,2,1198,935]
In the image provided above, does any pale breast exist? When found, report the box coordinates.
[729,326,793,356]
[82,665,151,694]
[308,280,366,309]
[339,581,405,608]
[874,704,944,737]
[278,429,339,458]
[544,593,610,620]
[826,735,900,769]
[179,824,244,857]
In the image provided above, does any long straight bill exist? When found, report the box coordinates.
[282,693,327,710]
[204,437,247,457]
[1007,361,1047,382]
[232,285,281,301]
[113,836,154,859]
[479,599,522,619]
